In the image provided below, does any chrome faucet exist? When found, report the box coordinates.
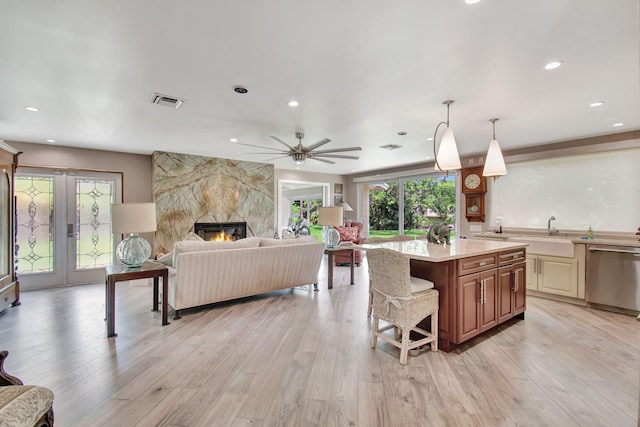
[547,216,558,235]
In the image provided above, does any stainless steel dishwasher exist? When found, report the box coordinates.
[586,244,640,312]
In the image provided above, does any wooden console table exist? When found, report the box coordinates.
[104,261,169,338]
[324,246,355,289]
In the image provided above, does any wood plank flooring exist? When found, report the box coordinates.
[0,257,638,426]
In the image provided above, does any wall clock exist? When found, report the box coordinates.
[461,166,487,222]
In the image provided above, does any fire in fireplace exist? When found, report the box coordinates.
[194,222,247,241]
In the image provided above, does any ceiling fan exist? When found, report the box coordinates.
[239,132,362,165]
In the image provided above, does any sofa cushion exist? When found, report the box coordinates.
[156,252,173,266]
[259,236,318,246]
[173,237,261,266]
[335,226,359,242]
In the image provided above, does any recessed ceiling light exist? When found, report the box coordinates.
[46,139,55,143]
[230,138,238,142]
[352,169,357,172]
[426,137,434,141]
[612,122,624,127]
[544,61,563,70]
[288,100,299,107]
[25,106,39,112]
[589,101,605,107]
[465,0,481,4]
[233,86,248,94]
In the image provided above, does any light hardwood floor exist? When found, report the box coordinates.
[1,257,639,427]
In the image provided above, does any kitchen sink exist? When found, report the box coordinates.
[507,235,575,257]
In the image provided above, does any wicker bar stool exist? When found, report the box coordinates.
[366,248,439,364]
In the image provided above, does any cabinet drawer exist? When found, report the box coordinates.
[0,283,16,313]
[499,249,526,266]
[458,253,497,276]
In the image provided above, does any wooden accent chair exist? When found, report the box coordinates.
[0,351,54,427]
[366,248,439,365]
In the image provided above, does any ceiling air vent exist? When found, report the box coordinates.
[379,144,403,150]
[151,93,184,109]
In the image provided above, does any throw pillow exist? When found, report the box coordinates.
[335,226,358,242]
[156,252,173,266]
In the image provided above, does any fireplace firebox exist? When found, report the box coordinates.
[194,222,247,241]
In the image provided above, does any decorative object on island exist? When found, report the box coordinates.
[339,201,353,222]
[482,118,508,179]
[461,166,487,222]
[426,222,451,244]
[111,203,157,268]
[432,100,462,174]
[318,206,343,248]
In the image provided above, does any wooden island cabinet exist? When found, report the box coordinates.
[362,239,527,352]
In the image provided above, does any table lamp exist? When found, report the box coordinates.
[318,206,343,248]
[111,203,157,268]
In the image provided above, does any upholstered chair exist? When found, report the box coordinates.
[0,350,54,427]
[333,221,366,266]
[366,248,439,365]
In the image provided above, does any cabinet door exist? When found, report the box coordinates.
[479,270,498,332]
[525,254,538,290]
[458,273,481,341]
[513,262,526,315]
[497,266,515,323]
[538,255,578,297]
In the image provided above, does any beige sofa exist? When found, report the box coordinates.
[166,236,324,318]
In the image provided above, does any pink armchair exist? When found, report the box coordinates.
[333,221,366,266]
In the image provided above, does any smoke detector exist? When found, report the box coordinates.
[151,93,184,109]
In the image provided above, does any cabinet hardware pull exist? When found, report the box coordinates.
[479,262,486,266]
[538,258,542,274]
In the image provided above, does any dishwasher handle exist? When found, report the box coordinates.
[588,247,640,255]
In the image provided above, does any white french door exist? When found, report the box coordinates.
[15,169,122,290]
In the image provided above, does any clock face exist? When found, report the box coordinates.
[464,173,481,190]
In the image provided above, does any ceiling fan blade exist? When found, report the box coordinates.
[237,142,287,153]
[311,146,362,154]
[270,136,295,151]
[239,151,287,155]
[265,155,290,162]
[311,154,360,160]
[305,138,331,152]
[308,157,335,164]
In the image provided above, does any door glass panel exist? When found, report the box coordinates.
[403,177,457,236]
[75,178,115,270]
[15,176,54,274]
[368,181,399,238]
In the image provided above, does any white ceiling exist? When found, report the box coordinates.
[1,0,638,175]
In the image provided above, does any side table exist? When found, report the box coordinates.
[324,246,355,289]
[104,261,169,338]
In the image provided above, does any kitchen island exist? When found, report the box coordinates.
[361,239,528,352]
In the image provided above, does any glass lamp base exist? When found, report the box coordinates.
[116,233,151,268]
[322,226,340,248]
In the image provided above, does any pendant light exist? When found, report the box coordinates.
[432,100,462,173]
[482,118,507,179]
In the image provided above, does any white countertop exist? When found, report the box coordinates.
[359,238,528,262]
[472,232,640,248]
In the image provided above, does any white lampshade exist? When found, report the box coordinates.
[482,139,507,177]
[318,206,344,227]
[112,203,157,234]
[339,202,353,212]
[434,126,462,171]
